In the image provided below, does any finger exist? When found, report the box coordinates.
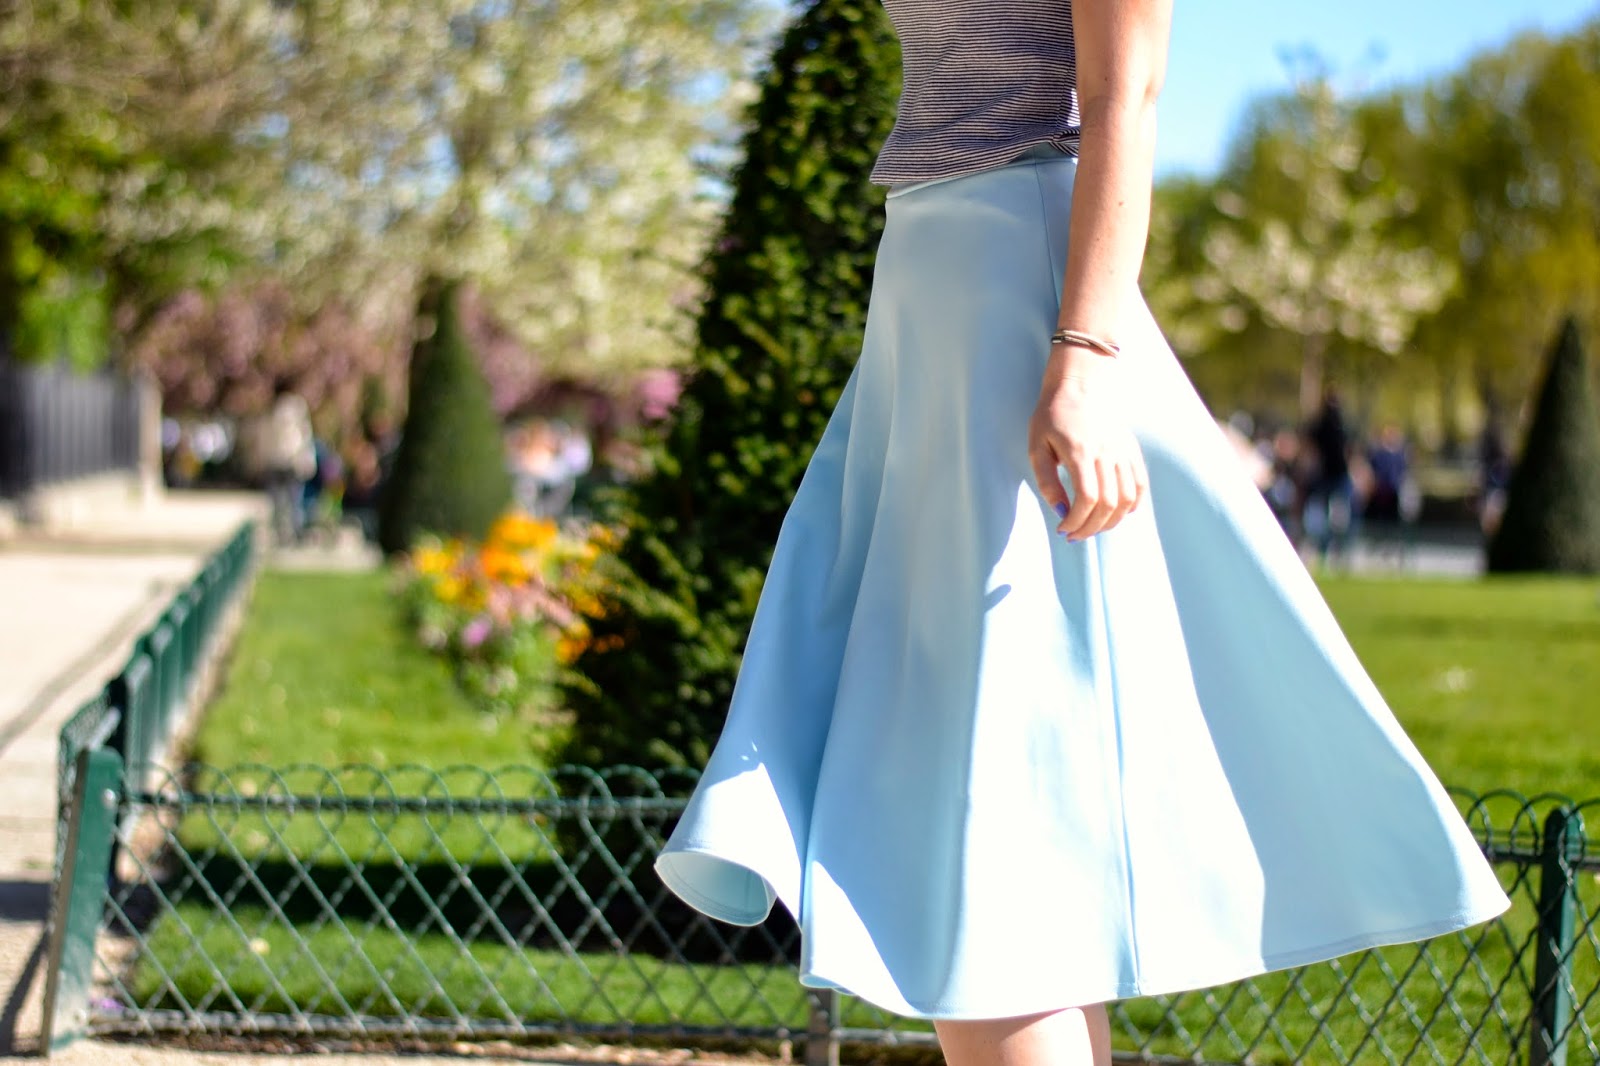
[1058,456,1099,538]
[1131,447,1151,506]
[1114,458,1142,519]
[1029,437,1069,517]
[1075,455,1121,539]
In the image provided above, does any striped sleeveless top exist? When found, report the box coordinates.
[870,0,1081,186]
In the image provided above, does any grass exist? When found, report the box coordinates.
[122,567,1600,1060]
[190,569,1600,797]
[119,875,1590,1064]
[1321,573,1600,799]
[193,570,562,770]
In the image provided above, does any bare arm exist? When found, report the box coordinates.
[1057,0,1171,343]
[1028,0,1172,541]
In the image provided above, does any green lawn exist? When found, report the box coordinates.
[127,567,1599,1061]
[194,570,564,770]
[120,876,1581,1065]
[1322,574,1600,799]
[191,569,1600,797]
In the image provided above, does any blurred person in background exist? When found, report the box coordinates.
[1263,426,1304,538]
[342,438,385,542]
[1302,388,1355,565]
[1364,423,1409,526]
[261,379,316,545]
[1476,416,1512,536]
[1363,422,1421,564]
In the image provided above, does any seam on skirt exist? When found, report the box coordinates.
[1093,544,1144,988]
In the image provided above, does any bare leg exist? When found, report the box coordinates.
[936,1005,1111,1066]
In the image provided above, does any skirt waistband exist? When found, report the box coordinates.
[886,142,1077,200]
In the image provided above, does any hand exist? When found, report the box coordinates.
[1027,346,1150,541]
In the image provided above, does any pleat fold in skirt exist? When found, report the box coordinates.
[654,146,1510,1020]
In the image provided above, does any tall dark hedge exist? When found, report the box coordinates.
[378,277,511,555]
[1486,315,1600,573]
[561,0,901,768]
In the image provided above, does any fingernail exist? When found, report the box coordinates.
[1053,502,1068,519]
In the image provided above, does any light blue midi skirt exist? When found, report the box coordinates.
[654,148,1510,1020]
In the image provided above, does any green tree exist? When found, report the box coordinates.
[1486,316,1600,574]
[2,0,767,376]
[377,278,512,555]
[270,0,768,374]
[561,0,901,769]
[1200,72,1454,417]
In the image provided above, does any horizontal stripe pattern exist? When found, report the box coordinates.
[871,0,1080,186]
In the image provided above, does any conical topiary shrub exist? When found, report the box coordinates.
[1486,315,1600,573]
[377,277,511,555]
[560,0,901,769]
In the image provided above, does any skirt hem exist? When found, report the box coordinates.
[795,897,1510,1021]
[660,839,1510,1021]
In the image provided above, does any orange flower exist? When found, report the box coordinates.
[479,546,532,586]
[489,512,559,554]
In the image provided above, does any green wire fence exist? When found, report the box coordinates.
[39,521,1600,1063]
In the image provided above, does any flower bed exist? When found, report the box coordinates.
[399,513,616,717]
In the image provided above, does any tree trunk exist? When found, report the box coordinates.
[1299,331,1328,419]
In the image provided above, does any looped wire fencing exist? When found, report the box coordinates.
[47,754,1600,1065]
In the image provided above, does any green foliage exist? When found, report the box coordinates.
[0,117,115,362]
[377,278,512,555]
[14,269,110,369]
[1145,21,1600,432]
[4,0,765,379]
[561,0,901,768]
[1487,316,1600,573]
[1156,72,1453,419]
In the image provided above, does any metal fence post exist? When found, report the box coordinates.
[41,746,123,1052]
[806,988,840,1066]
[107,653,152,800]
[1529,806,1581,1066]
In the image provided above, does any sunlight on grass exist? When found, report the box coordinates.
[1321,574,1600,798]
[192,571,565,770]
[121,568,1600,1060]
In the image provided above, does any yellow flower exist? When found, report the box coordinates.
[556,621,592,666]
[413,545,456,577]
[435,575,467,605]
[568,588,606,620]
[459,584,488,613]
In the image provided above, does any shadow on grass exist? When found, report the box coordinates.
[116,849,800,968]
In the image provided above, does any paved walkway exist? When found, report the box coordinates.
[0,490,265,1061]
[42,1041,777,1066]
[0,494,738,1065]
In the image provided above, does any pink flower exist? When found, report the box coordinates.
[461,616,494,650]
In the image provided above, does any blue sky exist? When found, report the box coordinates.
[1157,0,1600,176]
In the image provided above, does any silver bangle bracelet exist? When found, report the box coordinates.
[1050,328,1121,357]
